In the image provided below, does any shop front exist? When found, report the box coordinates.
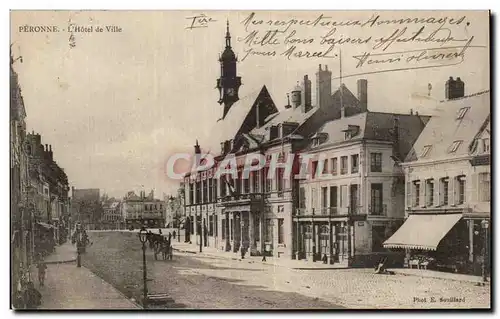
[383,213,483,274]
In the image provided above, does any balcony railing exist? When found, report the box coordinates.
[295,207,339,216]
[369,204,387,216]
[219,193,263,203]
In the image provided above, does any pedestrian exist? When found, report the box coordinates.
[173,230,176,239]
[158,228,162,235]
[23,282,42,309]
[168,232,172,243]
[37,261,47,287]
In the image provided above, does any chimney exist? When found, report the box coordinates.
[285,93,292,109]
[301,75,312,113]
[49,145,53,161]
[445,76,465,100]
[316,65,332,110]
[291,82,301,108]
[357,79,368,112]
[194,140,201,154]
[393,116,400,159]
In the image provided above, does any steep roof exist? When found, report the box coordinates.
[405,91,490,162]
[204,85,278,154]
[308,111,430,160]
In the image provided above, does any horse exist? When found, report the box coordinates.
[153,237,172,261]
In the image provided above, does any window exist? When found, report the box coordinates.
[440,178,449,205]
[340,185,347,208]
[221,219,226,240]
[299,187,306,208]
[220,176,227,197]
[188,183,194,204]
[371,183,383,215]
[252,171,260,193]
[322,159,329,174]
[479,173,490,202]
[449,140,463,153]
[209,215,214,236]
[340,156,348,175]
[208,179,213,202]
[230,218,234,240]
[331,158,338,175]
[311,161,318,179]
[329,186,338,208]
[321,187,328,209]
[426,179,434,206]
[202,180,208,203]
[482,138,490,153]
[278,219,284,244]
[212,179,218,201]
[195,181,201,204]
[254,215,260,241]
[234,174,241,195]
[265,168,272,192]
[456,176,466,205]
[421,145,432,158]
[456,107,470,120]
[370,153,382,172]
[351,154,359,173]
[215,215,218,236]
[243,175,250,194]
[265,219,272,242]
[276,168,284,192]
[413,181,421,207]
[311,188,318,211]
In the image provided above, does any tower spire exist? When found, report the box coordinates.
[225,19,231,48]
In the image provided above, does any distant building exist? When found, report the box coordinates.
[71,188,101,229]
[101,201,123,229]
[121,190,165,228]
[384,79,490,275]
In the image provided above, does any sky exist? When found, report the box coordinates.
[10,10,489,198]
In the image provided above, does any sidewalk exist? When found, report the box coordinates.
[394,268,491,285]
[33,263,141,309]
[43,242,77,264]
[171,242,347,270]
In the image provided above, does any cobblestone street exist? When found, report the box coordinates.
[81,232,489,309]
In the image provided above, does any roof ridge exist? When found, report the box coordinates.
[438,90,490,103]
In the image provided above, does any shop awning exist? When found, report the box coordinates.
[383,214,462,251]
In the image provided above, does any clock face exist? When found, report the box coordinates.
[226,88,235,96]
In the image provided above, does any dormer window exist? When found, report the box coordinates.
[482,138,490,153]
[343,125,360,140]
[269,125,280,140]
[421,145,432,157]
[456,107,470,120]
[449,140,463,153]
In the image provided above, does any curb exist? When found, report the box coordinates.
[44,258,77,265]
[173,247,345,270]
[83,265,144,310]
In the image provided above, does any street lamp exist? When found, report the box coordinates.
[481,219,489,284]
[138,227,148,308]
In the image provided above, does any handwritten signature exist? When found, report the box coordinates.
[186,14,217,30]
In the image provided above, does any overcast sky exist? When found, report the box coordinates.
[10,10,489,198]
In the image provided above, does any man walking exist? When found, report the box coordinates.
[37,260,47,287]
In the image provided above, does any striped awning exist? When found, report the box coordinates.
[383,214,462,251]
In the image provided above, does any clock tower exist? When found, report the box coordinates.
[216,20,242,119]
